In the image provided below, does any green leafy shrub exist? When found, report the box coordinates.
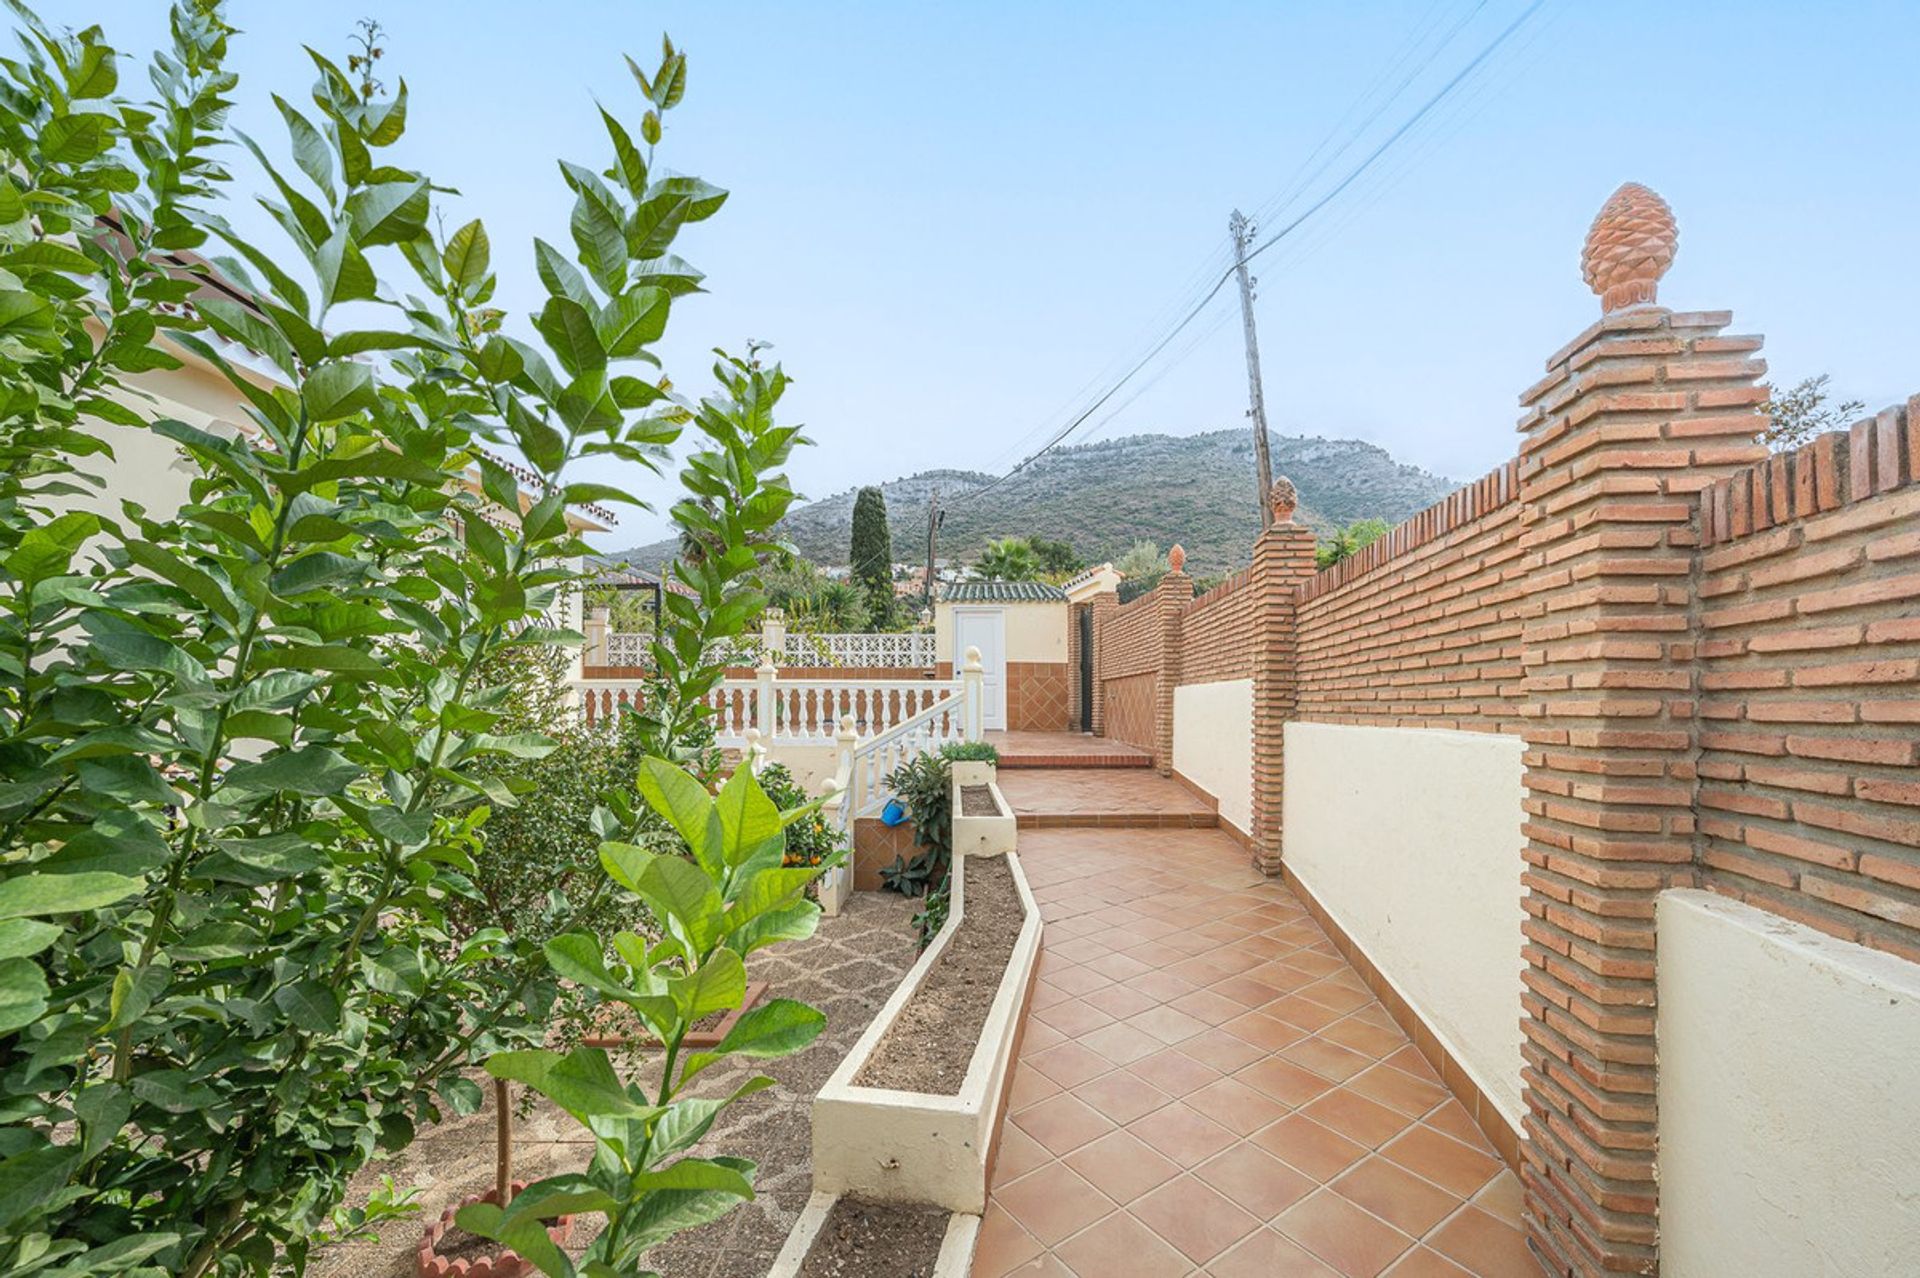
[939,739,999,764]
[0,8,800,1274]
[757,762,843,868]
[457,758,837,1275]
[879,752,952,899]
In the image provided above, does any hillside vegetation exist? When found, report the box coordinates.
[613,430,1457,577]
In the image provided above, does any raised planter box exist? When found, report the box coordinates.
[767,1190,979,1278]
[809,841,1042,1214]
[952,772,1015,858]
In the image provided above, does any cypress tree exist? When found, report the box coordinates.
[848,485,895,628]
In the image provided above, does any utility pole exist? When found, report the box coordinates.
[1229,208,1275,526]
[922,489,942,609]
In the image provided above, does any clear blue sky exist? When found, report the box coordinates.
[84,1,1920,550]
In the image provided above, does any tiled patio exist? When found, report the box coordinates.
[977,826,1540,1278]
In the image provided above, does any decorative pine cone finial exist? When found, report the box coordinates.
[1168,544,1186,573]
[1582,182,1677,314]
[1268,475,1299,523]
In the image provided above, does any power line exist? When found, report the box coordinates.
[956,0,1551,506]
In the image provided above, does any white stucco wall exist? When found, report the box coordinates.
[1172,679,1252,835]
[1282,721,1527,1127]
[1656,890,1920,1276]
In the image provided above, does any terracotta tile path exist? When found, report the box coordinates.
[994,769,1218,828]
[975,825,1542,1278]
[987,730,1153,768]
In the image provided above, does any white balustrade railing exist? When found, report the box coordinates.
[575,656,978,746]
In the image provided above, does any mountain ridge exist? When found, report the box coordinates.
[612,429,1458,577]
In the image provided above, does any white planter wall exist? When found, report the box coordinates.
[1281,722,1527,1127]
[1171,679,1253,835]
[1655,890,1920,1276]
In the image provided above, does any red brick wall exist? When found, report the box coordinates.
[1095,584,1177,760]
[1295,462,1529,732]
[1694,399,1920,966]
[1179,569,1256,685]
[1072,285,1916,1276]
[1103,672,1156,754]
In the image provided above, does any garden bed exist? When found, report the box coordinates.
[768,1192,978,1278]
[810,842,1043,1214]
[854,856,1022,1093]
[951,770,1015,858]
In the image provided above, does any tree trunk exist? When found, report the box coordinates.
[495,1077,513,1209]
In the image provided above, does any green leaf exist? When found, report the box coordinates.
[0,1144,81,1233]
[536,296,605,376]
[599,108,647,193]
[644,1079,774,1168]
[631,1157,754,1198]
[271,550,364,596]
[442,218,490,295]
[314,225,378,307]
[534,238,593,306]
[202,834,322,885]
[274,95,336,200]
[0,920,61,960]
[542,933,635,1003]
[273,979,342,1031]
[454,1200,575,1278]
[196,297,296,376]
[303,361,378,421]
[346,178,430,246]
[0,872,142,921]
[635,759,716,871]
[41,112,111,164]
[101,964,167,1034]
[283,449,445,494]
[649,175,727,222]
[681,998,826,1081]
[485,1047,658,1124]
[129,1069,217,1114]
[595,288,669,358]
[0,958,50,1035]
[715,765,784,870]
[222,746,360,797]
[671,947,744,1022]
[7,511,99,587]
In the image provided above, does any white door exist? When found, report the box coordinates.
[954,608,1007,731]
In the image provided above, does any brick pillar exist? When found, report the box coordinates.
[1150,556,1193,775]
[1089,589,1118,736]
[1248,484,1317,876]
[1515,185,1770,1277]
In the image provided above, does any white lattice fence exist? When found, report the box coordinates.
[782,631,935,668]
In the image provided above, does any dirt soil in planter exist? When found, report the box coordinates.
[958,784,1000,817]
[308,893,919,1278]
[854,854,1025,1093]
[795,1196,949,1278]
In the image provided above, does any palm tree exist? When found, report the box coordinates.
[974,537,1039,582]
[1316,518,1391,569]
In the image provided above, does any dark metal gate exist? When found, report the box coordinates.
[1078,606,1094,732]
